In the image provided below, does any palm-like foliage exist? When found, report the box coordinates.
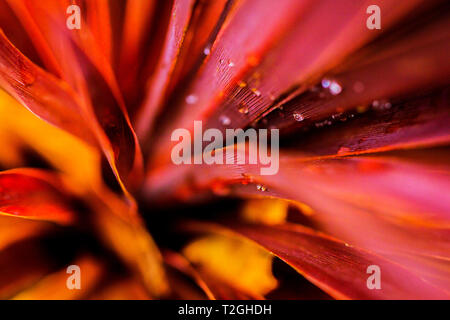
[0,0,449,299]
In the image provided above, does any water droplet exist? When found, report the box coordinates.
[18,70,36,87]
[256,184,267,192]
[293,112,304,122]
[203,47,211,55]
[219,115,231,126]
[185,94,198,105]
[372,99,391,111]
[331,113,342,120]
[238,81,247,88]
[321,79,331,88]
[251,88,261,96]
[329,81,342,95]
[238,103,249,114]
[228,60,235,67]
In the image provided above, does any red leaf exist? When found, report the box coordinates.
[117,0,156,100]
[0,29,96,145]
[205,0,431,131]
[5,0,62,75]
[279,88,450,157]
[261,16,450,132]
[136,0,196,141]
[84,0,113,64]
[0,169,76,225]
[149,0,312,165]
[167,0,231,95]
[150,0,428,167]
[0,1,45,70]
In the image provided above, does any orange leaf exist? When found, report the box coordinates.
[0,169,77,225]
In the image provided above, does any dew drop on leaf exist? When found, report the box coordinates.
[185,94,198,104]
[329,81,342,95]
[238,81,247,88]
[372,99,392,111]
[321,79,331,88]
[293,112,304,122]
[256,184,267,192]
[220,115,231,126]
[18,70,36,87]
[238,104,249,114]
[251,88,261,96]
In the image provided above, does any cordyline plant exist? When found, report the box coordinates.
[0,0,449,300]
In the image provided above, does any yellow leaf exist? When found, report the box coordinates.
[92,194,169,298]
[12,255,103,300]
[183,234,277,296]
[0,89,101,193]
[241,198,288,225]
[0,215,49,251]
